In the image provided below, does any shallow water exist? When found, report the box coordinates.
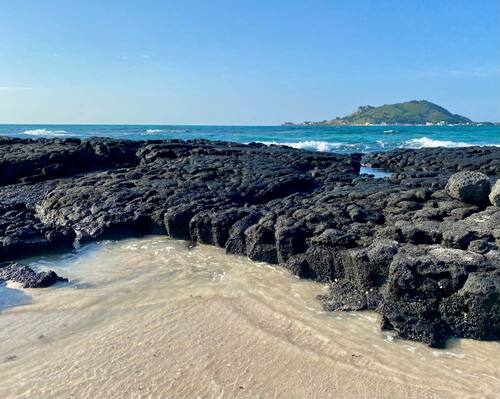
[0,236,499,398]
[359,166,393,179]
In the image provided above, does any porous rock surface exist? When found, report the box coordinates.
[0,262,67,288]
[490,180,500,207]
[445,171,491,205]
[1,136,499,347]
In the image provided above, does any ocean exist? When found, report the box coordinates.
[0,124,499,153]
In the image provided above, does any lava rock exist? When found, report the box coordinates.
[1,137,500,348]
[440,270,500,340]
[319,279,382,311]
[274,216,310,264]
[0,263,67,288]
[490,180,500,207]
[380,246,497,347]
[445,171,491,205]
[341,239,399,288]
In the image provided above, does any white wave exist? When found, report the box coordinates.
[405,137,471,148]
[145,129,187,134]
[257,140,355,152]
[405,137,500,149]
[382,129,398,133]
[23,129,68,137]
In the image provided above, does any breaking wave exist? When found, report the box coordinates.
[258,140,356,152]
[145,129,187,134]
[23,129,68,137]
[405,137,471,148]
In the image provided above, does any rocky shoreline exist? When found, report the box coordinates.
[0,136,499,348]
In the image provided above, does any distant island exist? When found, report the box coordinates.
[283,100,495,126]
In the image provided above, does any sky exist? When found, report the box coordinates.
[0,0,499,125]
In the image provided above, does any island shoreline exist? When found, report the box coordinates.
[0,136,499,348]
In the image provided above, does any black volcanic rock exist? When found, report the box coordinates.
[319,279,382,311]
[364,146,500,177]
[380,246,497,347]
[0,136,499,347]
[445,171,491,205]
[0,262,67,288]
[0,137,140,186]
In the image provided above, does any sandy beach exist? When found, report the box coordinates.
[1,236,498,399]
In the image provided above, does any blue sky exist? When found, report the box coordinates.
[0,0,499,124]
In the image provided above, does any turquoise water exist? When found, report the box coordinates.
[0,124,498,153]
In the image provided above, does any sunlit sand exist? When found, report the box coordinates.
[0,236,499,398]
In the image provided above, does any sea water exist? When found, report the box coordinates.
[0,236,499,398]
[0,124,499,153]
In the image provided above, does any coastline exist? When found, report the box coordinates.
[2,1,499,397]
[0,136,499,349]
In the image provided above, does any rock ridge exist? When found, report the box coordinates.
[0,136,499,347]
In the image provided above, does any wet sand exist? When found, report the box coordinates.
[0,236,499,398]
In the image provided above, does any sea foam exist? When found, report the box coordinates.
[145,129,187,134]
[405,137,471,148]
[258,140,355,152]
[23,129,68,137]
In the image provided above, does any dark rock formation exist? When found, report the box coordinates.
[1,136,499,347]
[380,246,497,347]
[0,137,140,186]
[0,262,67,288]
[364,146,500,177]
[445,171,491,205]
[319,279,382,311]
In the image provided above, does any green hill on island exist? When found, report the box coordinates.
[284,100,473,126]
